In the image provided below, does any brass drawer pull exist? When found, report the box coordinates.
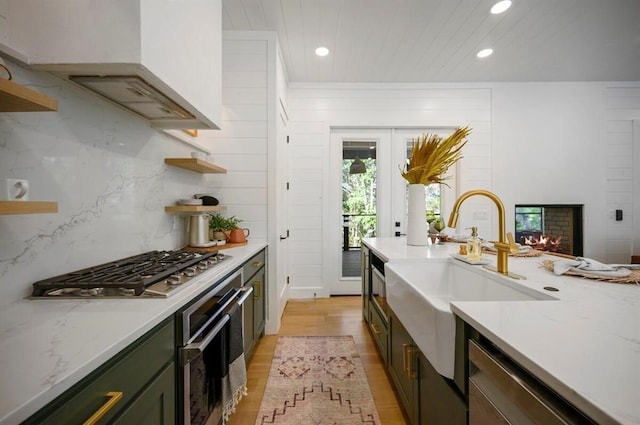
[402,343,409,374]
[83,391,123,425]
[253,280,262,299]
[370,323,381,334]
[252,261,263,268]
[406,347,417,380]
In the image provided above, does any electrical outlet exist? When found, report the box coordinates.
[172,216,181,231]
[608,210,615,220]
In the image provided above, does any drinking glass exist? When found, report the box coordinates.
[433,217,446,244]
[426,210,436,233]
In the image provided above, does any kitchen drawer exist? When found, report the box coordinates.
[369,304,388,364]
[25,319,175,425]
[243,249,266,283]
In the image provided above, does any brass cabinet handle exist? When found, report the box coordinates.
[402,343,409,374]
[83,391,123,425]
[253,280,262,299]
[406,347,418,380]
[252,261,263,268]
[370,323,381,334]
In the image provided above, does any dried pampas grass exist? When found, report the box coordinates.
[401,126,471,185]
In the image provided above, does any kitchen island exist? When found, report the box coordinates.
[0,242,266,425]
[363,237,640,425]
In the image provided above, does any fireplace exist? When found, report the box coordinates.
[515,204,583,256]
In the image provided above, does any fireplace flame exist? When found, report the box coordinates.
[523,235,562,252]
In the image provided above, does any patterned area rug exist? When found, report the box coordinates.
[255,336,381,425]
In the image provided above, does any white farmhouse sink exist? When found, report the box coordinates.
[385,259,557,379]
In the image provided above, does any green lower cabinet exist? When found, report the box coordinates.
[24,319,175,425]
[389,311,419,424]
[242,248,267,359]
[112,363,175,425]
[389,309,467,425]
[418,351,467,425]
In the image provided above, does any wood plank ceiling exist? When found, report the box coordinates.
[221,0,640,83]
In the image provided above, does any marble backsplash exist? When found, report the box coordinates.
[0,60,222,305]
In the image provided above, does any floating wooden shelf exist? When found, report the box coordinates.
[0,78,58,112]
[164,205,226,214]
[0,201,58,215]
[164,158,226,174]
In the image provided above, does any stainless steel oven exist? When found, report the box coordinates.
[177,270,253,425]
[370,252,389,322]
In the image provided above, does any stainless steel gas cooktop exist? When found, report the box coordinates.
[31,250,230,298]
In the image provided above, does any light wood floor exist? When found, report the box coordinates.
[227,296,409,425]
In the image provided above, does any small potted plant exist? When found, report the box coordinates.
[209,214,242,241]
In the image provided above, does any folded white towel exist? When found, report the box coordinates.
[552,257,631,277]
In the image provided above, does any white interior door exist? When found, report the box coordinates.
[276,102,290,316]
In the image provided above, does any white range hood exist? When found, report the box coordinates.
[0,0,222,130]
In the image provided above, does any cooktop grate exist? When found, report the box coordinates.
[31,250,217,297]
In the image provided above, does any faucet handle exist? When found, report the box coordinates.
[506,232,519,254]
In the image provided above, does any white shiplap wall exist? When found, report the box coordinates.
[287,85,493,297]
[288,82,640,297]
[605,83,640,263]
[199,32,287,334]
[199,35,270,241]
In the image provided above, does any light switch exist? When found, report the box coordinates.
[616,209,623,221]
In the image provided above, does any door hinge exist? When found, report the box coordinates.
[286,135,290,144]
[286,276,290,284]
[286,182,290,190]
[287,229,290,237]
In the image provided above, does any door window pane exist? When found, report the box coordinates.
[405,139,441,218]
[343,141,377,250]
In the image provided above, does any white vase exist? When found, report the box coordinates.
[407,183,428,246]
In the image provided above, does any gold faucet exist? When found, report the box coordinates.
[448,189,525,279]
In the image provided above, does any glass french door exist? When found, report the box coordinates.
[327,127,459,296]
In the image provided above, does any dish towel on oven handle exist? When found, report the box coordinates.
[222,302,248,423]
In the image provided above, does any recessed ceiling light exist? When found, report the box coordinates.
[477,48,494,58]
[490,0,512,14]
[315,47,329,57]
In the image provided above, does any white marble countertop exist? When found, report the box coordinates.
[363,237,640,425]
[0,242,266,425]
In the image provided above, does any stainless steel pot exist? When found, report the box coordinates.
[188,215,217,247]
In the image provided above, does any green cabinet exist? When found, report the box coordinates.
[111,363,175,425]
[368,299,389,364]
[419,349,467,425]
[389,311,419,424]
[361,244,370,322]
[361,243,388,363]
[242,248,267,358]
[389,309,467,425]
[24,319,175,425]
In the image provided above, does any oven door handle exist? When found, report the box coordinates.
[236,285,254,306]
[180,314,230,366]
